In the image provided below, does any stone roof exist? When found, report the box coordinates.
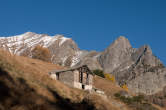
[50,65,94,75]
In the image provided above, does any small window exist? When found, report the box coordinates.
[86,74,89,85]
[82,85,85,89]
[56,73,60,80]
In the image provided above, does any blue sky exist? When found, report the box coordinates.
[0,0,166,64]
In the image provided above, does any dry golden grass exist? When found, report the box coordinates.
[0,49,85,102]
[0,49,124,110]
[87,93,121,110]
[152,104,166,110]
[93,75,134,110]
[94,75,123,97]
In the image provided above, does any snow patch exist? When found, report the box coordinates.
[43,36,58,47]
[71,51,83,67]
[61,56,68,66]
[0,32,70,55]
[59,37,70,46]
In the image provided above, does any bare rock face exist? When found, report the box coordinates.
[96,36,166,95]
[146,86,166,108]
[48,38,80,66]
[98,36,133,73]
[112,45,166,95]
[74,51,103,70]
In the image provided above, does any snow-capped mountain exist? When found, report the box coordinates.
[0,32,83,67]
[0,32,70,53]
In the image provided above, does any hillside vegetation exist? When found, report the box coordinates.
[0,49,121,110]
[31,45,51,62]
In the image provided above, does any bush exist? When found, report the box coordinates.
[31,45,51,62]
[104,74,115,82]
[132,95,144,103]
[121,84,128,91]
[114,92,158,110]
[114,93,121,98]
[93,69,105,78]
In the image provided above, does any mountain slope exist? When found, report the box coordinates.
[0,39,165,109]
[0,32,166,95]
[0,49,128,110]
[0,32,81,67]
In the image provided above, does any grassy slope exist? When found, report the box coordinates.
[0,49,120,110]
[94,76,132,110]
[94,75,124,97]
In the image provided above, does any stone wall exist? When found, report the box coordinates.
[73,70,93,89]
[59,71,74,87]
[50,74,57,80]
[84,85,92,90]
[73,70,79,82]
[53,68,94,90]
[82,73,87,84]
[88,74,93,85]
[73,82,82,89]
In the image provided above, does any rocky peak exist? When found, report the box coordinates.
[135,45,153,57]
[132,45,162,67]
[144,45,153,54]
[98,36,133,73]
[112,36,132,48]
[24,31,37,36]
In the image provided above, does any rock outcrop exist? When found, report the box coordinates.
[105,44,166,95]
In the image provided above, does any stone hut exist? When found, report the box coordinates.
[49,65,94,90]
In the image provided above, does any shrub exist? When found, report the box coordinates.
[93,69,105,78]
[121,84,128,91]
[132,95,144,103]
[114,92,144,104]
[31,45,51,62]
[114,93,120,98]
[158,63,165,68]
[164,95,166,98]
[114,92,132,104]
[104,74,115,82]
[114,92,158,110]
